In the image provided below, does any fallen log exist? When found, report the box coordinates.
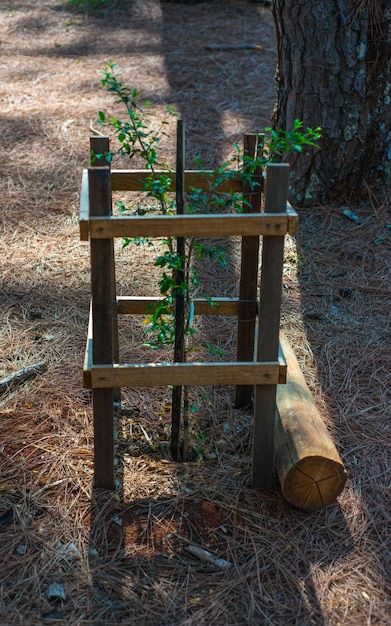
[0,361,47,396]
[275,335,347,510]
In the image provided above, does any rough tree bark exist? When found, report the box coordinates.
[272,0,391,205]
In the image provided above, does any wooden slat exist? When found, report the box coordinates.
[116,296,246,316]
[90,137,121,404]
[79,169,90,241]
[80,172,296,242]
[90,361,282,388]
[83,330,287,387]
[89,165,115,490]
[253,163,290,490]
[235,133,262,408]
[286,202,298,235]
[88,213,290,239]
[83,302,93,388]
[278,338,287,382]
[111,169,243,192]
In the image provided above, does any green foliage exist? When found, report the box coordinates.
[97,61,322,351]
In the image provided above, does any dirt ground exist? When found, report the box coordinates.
[0,1,390,625]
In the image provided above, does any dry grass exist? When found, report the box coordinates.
[0,1,390,624]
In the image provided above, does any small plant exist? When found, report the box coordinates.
[96,60,321,459]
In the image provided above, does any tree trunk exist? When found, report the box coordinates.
[272,0,391,206]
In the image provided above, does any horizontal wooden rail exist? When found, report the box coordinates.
[83,301,288,388]
[117,296,247,316]
[85,213,296,239]
[87,361,284,388]
[79,169,298,241]
[111,169,246,193]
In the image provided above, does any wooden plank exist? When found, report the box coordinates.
[90,361,282,388]
[275,333,347,509]
[90,135,111,166]
[79,169,90,241]
[286,202,298,235]
[90,136,121,404]
[116,296,244,316]
[88,213,290,239]
[83,302,93,388]
[278,338,287,383]
[83,341,286,387]
[235,133,262,408]
[253,163,290,490]
[111,169,243,192]
[89,165,115,490]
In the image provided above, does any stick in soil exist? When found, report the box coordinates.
[171,119,186,461]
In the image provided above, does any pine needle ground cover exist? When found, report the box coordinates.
[0,2,390,624]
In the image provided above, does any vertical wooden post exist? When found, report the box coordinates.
[89,165,115,490]
[252,163,290,489]
[235,134,263,408]
[90,136,120,405]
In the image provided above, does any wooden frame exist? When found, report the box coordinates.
[81,136,296,490]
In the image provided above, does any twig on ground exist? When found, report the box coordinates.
[0,362,47,396]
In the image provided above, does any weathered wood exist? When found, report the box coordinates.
[111,169,242,192]
[82,335,287,390]
[117,296,243,316]
[0,361,47,395]
[87,212,294,239]
[83,302,93,389]
[90,137,121,404]
[79,169,89,241]
[275,334,347,510]
[286,201,298,236]
[235,133,263,408]
[90,361,283,388]
[253,163,290,489]
[89,166,115,490]
[184,544,231,569]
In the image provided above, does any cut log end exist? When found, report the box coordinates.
[280,455,347,510]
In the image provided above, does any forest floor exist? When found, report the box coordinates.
[0,1,390,624]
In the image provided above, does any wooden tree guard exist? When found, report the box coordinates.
[275,334,347,509]
[81,134,346,508]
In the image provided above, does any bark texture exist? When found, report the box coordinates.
[272,0,391,205]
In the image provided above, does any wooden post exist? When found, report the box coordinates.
[252,163,290,489]
[275,334,347,509]
[89,165,115,490]
[235,134,263,408]
[90,136,120,405]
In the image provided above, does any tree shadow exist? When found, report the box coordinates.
[160,0,277,165]
[293,207,391,603]
[87,473,353,624]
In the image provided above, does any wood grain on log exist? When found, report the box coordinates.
[275,333,347,510]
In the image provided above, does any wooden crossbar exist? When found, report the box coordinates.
[117,296,244,316]
[111,169,247,192]
[87,361,284,389]
[82,212,295,240]
[79,168,298,241]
